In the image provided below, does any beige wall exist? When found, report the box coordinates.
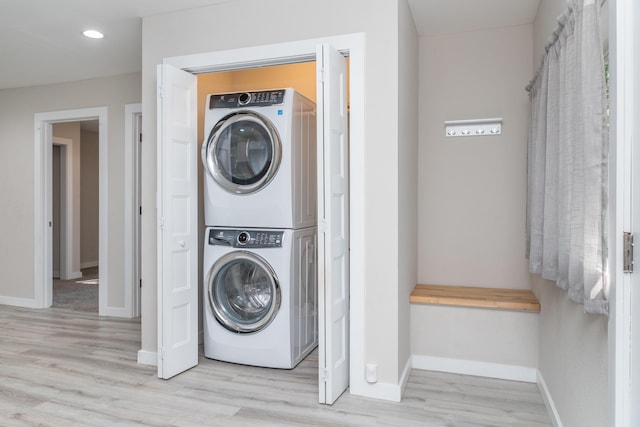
[52,122,82,278]
[0,72,141,307]
[532,1,609,426]
[80,127,99,268]
[415,22,536,371]
[141,0,410,392]
[52,145,61,276]
[418,24,532,290]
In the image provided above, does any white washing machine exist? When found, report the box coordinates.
[202,88,317,229]
[203,226,318,369]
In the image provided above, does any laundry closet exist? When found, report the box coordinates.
[196,63,325,370]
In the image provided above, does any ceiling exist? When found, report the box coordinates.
[0,0,541,91]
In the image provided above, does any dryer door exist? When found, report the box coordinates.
[203,111,282,194]
[207,251,281,333]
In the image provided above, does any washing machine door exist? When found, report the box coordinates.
[207,251,281,333]
[203,111,282,194]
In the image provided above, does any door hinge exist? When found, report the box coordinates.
[139,279,142,288]
[159,348,165,360]
[139,205,142,215]
[139,133,142,143]
[624,232,634,273]
[320,368,328,382]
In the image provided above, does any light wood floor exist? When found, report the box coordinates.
[0,305,551,426]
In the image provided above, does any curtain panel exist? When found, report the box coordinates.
[526,0,609,315]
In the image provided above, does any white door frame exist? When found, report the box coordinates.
[162,32,368,397]
[609,0,638,424]
[33,107,110,314]
[51,137,78,280]
[125,103,143,318]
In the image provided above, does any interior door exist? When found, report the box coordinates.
[630,0,640,420]
[157,63,198,379]
[317,43,349,405]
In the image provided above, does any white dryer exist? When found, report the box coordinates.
[203,226,318,369]
[202,88,317,229]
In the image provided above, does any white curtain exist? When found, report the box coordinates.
[526,0,609,315]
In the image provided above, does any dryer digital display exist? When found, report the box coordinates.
[209,90,286,109]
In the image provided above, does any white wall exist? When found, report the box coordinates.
[397,0,419,380]
[141,0,410,391]
[532,1,609,426]
[0,72,141,308]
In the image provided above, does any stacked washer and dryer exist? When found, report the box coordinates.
[202,88,318,369]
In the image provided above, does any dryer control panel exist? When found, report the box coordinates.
[209,89,286,109]
[208,228,283,248]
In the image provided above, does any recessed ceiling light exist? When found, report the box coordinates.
[83,30,104,39]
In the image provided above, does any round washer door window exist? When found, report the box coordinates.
[203,111,281,194]
[207,251,281,333]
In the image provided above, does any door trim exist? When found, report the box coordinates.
[51,137,78,281]
[125,103,143,318]
[161,33,369,398]
[34,107,111,315]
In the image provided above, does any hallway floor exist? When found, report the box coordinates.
[52,267,98,312]
[0,305,551,426]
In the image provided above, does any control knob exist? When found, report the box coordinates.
[238,92,252,105]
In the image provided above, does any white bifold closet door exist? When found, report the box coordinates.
[316,43,349,405]
[156,63,199,379]
[156,44,350,406]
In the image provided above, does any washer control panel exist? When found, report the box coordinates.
[209,89,286,109]
[208,228,283,248]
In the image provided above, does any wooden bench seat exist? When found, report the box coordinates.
[410,284,540,312]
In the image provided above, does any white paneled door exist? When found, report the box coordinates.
[630,0,640,421]
[317,43,350,405]
[156,64,198,379]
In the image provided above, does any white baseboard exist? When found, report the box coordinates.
[99,305,132,318]
[537,371,563,427]
[137,350,157,366]
[350,357,413,402]
[81,261,98,269]
[59,271,82,280]
[355,380,403,402]
[0,296,38,309]
[412,355,537,383]
[399,355,412,397]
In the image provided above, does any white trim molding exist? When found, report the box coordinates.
[162,32,368,398]
[137,350,158,366]
[537,371,563,427]
[0,297,39,309]
[34,107,110,314]
[412,355,537,383]
[125,103,142,318]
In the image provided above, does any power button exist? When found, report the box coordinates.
[238,92,251,105]
[237,231,250,245]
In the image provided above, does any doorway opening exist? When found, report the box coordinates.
[196,61,336,389]
[33,107,113,315]
[156,34,365,405]
[50,121,100,313]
